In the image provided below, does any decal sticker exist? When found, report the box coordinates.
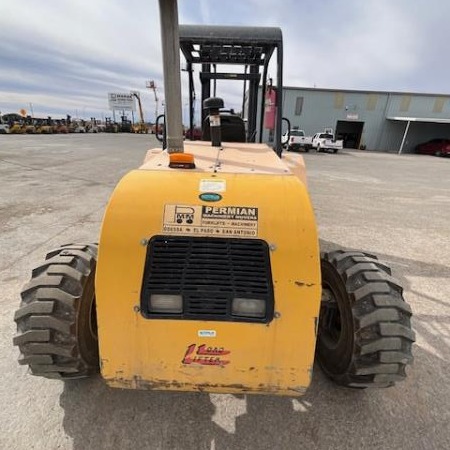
[198,330,217,338]
[209,115,221,127]
[199,193,222,202]
[199,179,226,193]
[182,344,230,367]
[163,205,258,237]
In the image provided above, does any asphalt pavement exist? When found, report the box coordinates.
[0,134,449,450]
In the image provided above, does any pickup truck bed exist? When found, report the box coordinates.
[312,133,343,153]
[283,130,313,152]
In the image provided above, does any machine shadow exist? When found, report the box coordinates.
[60,379,216,450]
[214,346,450,449]
[60,341,450,450]
[58,367,367,450]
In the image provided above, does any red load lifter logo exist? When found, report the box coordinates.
[182,344,231,367]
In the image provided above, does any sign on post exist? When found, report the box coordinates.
[108,93,136,111]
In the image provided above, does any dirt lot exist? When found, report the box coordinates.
[1,134,449,450]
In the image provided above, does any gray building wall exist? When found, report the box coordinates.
[257,87,450,153]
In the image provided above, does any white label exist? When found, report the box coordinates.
[210,115,221,127]
[200,179,226,193]
[198,330,217,338]
[163,204,259,237]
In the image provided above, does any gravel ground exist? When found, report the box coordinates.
[0,134,449,450]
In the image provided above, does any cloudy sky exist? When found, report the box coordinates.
[0,0,449,122]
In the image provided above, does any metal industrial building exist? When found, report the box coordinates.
[259,87,450,153]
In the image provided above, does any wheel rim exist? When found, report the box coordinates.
[320,283,342,349]
[89,296,98,340]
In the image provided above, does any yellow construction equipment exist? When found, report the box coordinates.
[25,124,36,134]
[13,0,414,395]
[10,122,26,134]
[132,92,149,134]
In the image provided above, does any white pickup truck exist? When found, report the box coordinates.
[312,132,343,153]
[282,129,313,152]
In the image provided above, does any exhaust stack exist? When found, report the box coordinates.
[158,0,184,153]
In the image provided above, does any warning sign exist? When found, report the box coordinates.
[163,205,258,237]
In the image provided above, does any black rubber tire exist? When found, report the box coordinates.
[317,250,415,388]
[13,244,100,379]
[333,149,338,154]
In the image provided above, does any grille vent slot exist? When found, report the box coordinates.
[140,236,274,323]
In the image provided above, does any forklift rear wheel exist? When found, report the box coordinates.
[317,250,415,388]
[13,244,100,379]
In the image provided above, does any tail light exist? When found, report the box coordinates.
[290,137,294,143]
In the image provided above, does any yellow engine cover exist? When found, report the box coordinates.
[96,142,321,396]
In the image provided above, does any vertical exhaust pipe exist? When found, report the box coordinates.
[158,0,184,153]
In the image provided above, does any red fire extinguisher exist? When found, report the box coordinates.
[264,80,277,130]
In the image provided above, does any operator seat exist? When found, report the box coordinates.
[202,111,246,143]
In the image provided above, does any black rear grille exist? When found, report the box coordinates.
[140,236,274,322]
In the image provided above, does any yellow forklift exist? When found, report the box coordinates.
[13,0,414,394]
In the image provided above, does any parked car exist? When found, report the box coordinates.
[312,132,343,153]
[415,139,450,157]
[282,129,313,152]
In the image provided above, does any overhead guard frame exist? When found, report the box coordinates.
[179,25,284,156]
